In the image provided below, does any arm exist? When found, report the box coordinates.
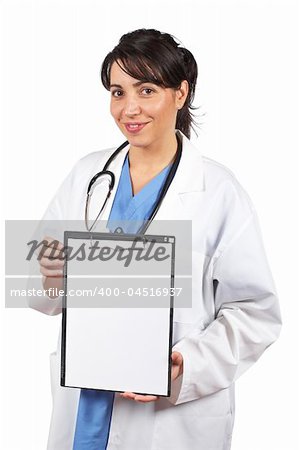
[168,209,282,405]
[27,165,75,316]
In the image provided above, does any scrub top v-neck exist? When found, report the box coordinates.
[72,153,172,450]
[107,153,172,233]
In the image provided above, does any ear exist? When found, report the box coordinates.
[175,80,189,110]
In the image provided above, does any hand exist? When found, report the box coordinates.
[119,351,183,403]
[38,236,65,297]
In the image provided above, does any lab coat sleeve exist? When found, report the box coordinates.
[168,207,282,405]
[27,162,78,316]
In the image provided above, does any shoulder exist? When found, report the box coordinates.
[75,147,117,169]
[201,154,256,216]
[67,147,117,185]
[183,134,253,211]
[202,155,241,188]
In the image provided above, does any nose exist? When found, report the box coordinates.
[124,95,141,116]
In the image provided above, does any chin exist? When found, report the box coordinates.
[126,134,153,148]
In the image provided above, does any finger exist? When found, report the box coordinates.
[171,351,183,364]
[40,266,64,277]
[40,248,65,260]
[171,365,181,381]
[119,392,136,400]
[39,257,64,270]
[38,247,65,261]
[36,238,65,260]
[119,392,159,402]
[171,351,184,380]
[133,394,159,402]
[43,237,64,251]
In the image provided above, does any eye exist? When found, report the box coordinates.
[141,87,154,95]
[111,89,123,98]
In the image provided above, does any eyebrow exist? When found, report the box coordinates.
[109,81,151,89]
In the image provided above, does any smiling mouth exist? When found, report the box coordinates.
[124,123,149,133]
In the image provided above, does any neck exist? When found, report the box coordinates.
[128,132,178,171]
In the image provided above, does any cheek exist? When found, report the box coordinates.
[150,99,176,121]
[110,102,121,119]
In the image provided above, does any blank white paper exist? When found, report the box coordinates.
[62,234,174,396]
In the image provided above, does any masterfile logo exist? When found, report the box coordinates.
[26,237,170,268]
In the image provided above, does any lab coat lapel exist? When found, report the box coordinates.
[92,130,205,225]
[152,130,205,222]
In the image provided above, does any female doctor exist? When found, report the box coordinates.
[31,29,281,450]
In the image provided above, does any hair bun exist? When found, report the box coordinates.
[178,47,191,64]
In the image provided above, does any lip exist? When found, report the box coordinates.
[124,122,149,134]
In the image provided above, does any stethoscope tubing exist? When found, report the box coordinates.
[85,131,182,234]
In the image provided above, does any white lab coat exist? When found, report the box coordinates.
[29,130,281,450]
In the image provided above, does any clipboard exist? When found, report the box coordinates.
[61,231,175,397]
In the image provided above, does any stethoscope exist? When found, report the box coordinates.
[85,131,182,235]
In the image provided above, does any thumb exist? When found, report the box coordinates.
[171,351,183,364]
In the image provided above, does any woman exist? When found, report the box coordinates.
[31,29,281,450]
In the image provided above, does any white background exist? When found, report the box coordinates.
[1,0,298,448]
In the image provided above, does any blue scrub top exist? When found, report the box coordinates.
[108,152,172,233]
[72,153,172,450]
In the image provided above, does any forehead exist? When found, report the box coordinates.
[109,60,176,99]
[110,61,144,85]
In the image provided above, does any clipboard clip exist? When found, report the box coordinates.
[89,233,95,249]
[141,234,149,249]
[113,227,149,250]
